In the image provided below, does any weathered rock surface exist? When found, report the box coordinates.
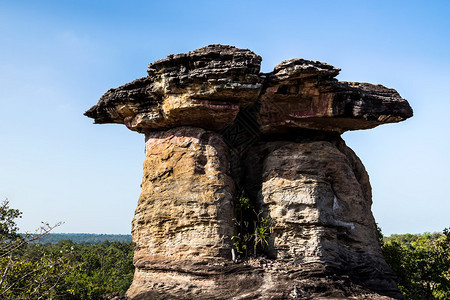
[85,45,263,132]
[130,127,235,265]
[85,45,412,134]
[258,59,413,133]
[127,126,239,298]
[243,137,400,295]
[85,45,413,299]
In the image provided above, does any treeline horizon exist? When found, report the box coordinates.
[21,230,449,244]
[23,233,132,244]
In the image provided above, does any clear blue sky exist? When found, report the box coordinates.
[1,0,449,235]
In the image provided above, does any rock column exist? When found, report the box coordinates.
[86,44,413,299]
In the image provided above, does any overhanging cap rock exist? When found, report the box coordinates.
[85,45,263,132]
[85,45,413,134]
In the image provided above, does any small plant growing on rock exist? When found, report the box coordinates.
[253,210,271,256]
[232,190,272,260]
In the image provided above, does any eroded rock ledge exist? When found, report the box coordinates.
[85,45,413,299]
[85,44,412,134]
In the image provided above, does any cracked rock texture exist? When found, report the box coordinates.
[85,45,412,134]
[85,45,413,299]
[132,127,235,263]
[258,59,412,133]
[85,45,263,132]
[246,139,378,262]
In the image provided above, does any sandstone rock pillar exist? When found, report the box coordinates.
[128,127,236,298]
[86,44,413,299]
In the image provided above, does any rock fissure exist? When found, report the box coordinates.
[86,44,412,299]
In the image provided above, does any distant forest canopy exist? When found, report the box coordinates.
[25,231,447,244]
[379,228,450,300]
[24,233,132,244]
[384,231,445,244]
[22,231,448,245]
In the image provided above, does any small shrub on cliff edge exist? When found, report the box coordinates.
[232,190,272,260]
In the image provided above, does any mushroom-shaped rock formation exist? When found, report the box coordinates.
[85,45,413,300]
[85,45,263,132]
[258,59,412,133]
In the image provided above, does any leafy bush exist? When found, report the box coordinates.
[232,190,272,259]
[0,199,134,299]
[381,227,450,300]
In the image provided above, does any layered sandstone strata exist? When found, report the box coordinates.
[86,44,413,299]
[85,45,263,132]
[258,59,412,133]
[85,45,411,133]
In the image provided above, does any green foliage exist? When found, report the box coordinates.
[1,198,71,299]
[1,239,134,299]
[235,190,252,211]
[0,199,135,299]
[253,210,271,256]
[232,190,272,259]
[60,241,134,299]
[0,199,22,241]
[381,227,450,300]
[1,247,76,299]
